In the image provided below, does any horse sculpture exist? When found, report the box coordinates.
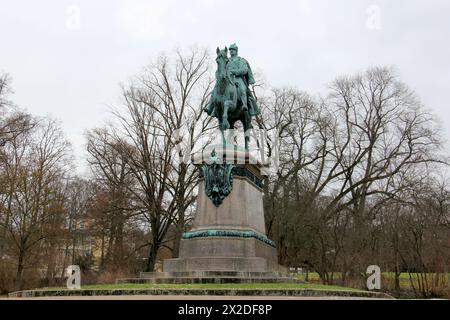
[205,47,253,150]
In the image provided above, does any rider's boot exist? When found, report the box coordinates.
[204,104,213,115]
[242,101,248,112]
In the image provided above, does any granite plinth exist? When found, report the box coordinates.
[162,146,285,275]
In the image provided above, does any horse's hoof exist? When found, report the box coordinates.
[222,121,230,130]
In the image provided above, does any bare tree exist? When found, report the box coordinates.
[59,177,94,278]
[86,127,137,270]
[85,48,213,272]
[0,73,12,108]
[0,73,34,150]
[0,117,72,289]
[263,67,445,285]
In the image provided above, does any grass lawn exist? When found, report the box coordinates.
[37,282,363,292]
[32,273,448,294]
[294,272,450,290]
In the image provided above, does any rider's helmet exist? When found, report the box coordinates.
[229,43,238,52]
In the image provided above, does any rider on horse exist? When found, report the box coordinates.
[205,43,260,120]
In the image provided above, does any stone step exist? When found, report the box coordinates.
[140,271,287,278]
[164,256,271,272]
[9,287,395,299]
[116,277,303,284]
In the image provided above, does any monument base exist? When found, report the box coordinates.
[161,146,287,276]
[116,269,297,284]
[164,236,286,273]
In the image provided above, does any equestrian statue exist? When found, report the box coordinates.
[204,43,260,150]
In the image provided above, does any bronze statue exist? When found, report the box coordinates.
[204,44,260,150]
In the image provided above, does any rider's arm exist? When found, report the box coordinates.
[231,59,248,76]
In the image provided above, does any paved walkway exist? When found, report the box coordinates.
[3,295,384,300]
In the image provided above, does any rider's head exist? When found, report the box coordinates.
[229,43,238,57]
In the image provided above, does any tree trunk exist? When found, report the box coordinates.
[113,216,124,268]
[100,234,105,269]
[145,228,160,272]
[105,219,116,265]
[145,243,158,272]
[394,244,400,291]
[15,251,25,290]
[45,245,56,286]
[172,211,185,258]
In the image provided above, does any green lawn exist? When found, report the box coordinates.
[32,272,448,295]
[294,272,450,289]
[38,282,363,292]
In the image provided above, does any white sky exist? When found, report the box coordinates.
[1,0,449,175]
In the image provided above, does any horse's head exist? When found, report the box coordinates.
[215,47,229,78]
[216,46,229,62]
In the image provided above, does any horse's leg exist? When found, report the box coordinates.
[226,121,237,145]
[222,100,232,131]
[244,129,250,151]
[221,126,226,151]
[204,96,214,115]
[243,113,251,151]
[217,111,224,145]
[222,83,239,131]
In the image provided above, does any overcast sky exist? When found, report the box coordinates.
[1,0,449,174]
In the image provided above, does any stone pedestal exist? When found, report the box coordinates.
[163,146,286,275]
